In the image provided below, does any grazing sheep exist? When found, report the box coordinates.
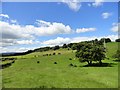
[12,60,15,63]
[53,53,56,55]
[69,63,73,66]
[37,61,40,63]
[74,65,77,67]
[58,53,61,55]
[54,62,57,64]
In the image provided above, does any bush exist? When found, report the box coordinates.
[53,45,60,50]
[62,44,67,48]
[69,58,72,60]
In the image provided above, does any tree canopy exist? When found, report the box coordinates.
[75,43,106,65]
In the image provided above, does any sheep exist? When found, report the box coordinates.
[69,58,72,60]
[58,53,61,55]
[37,61,40,63]
[54,62,57,64]
[69,63,73,66]
[53,53,56,55]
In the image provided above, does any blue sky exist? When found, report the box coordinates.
[0,1,118,52]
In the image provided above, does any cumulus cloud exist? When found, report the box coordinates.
[42,34,118,46]
[62,0,81,12]
[42,37,71,46]
[0,39,40,47]
[1,20,72,39]
[76,28,96,33]
[35,20,72,36]
[88,3,91,7]
[0,20,72,47]
[0,21,34,39]
[10,19,17,24]
[111,23,119,32]
[0,47,36,53]
[92,0,104,7]
[102,12,112,19]
[0,14,9,18]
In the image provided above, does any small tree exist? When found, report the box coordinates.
[113,50,120,61]
[53,45,60,50]
[62,44,67,48]
[99,38,111,43]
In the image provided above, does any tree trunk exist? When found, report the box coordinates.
[89,60,92,65]
[87,61,92,66]
[99,60,102,65]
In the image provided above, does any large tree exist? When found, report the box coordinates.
[115,38,120,42]
[75,43,106,65]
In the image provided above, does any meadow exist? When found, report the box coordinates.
[1,42,119,88]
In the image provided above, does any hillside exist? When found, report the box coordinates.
[1,42,119,88]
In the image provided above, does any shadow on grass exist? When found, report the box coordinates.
[81,63,117,67]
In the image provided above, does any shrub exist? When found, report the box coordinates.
[69,58,72,60]
[53,45,60,50]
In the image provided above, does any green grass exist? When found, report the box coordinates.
[2,42,119,88]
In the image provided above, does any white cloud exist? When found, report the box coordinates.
[0,20,72,47]
[88,3,91,7]
[102,12,112,19]
[111,23,119,32]
[0,47,36,53]
[16,40,34,45]
[0,20,72,39]
[62,0,81,12]
[0,21,34,39]
[42,37,71,46]
[76,28,96,33]
[42,34,118,46]
[10,19,17,24]
[0,14,9,18]
[35,20,72,36]
[0,39,40,47]
[92,0,104,7]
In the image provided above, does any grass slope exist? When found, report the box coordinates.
[2,42,119,88]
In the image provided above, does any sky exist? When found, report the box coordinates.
[0,1,119,53]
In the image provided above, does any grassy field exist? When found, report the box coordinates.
[1,42,119,88]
